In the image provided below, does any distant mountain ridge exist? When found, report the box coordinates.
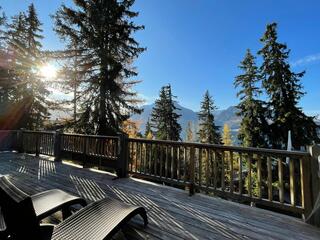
[131,103,241,140]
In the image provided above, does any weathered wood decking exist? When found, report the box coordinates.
[0,152,320,240]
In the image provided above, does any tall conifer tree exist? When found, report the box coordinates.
[144,118,152,138]
[234,49,269,147]
[197,90,221,144]
[258,23,319,148]
[54,0,145,135]
[186,121,194,142]
[0,7,11,129]
[151,85,181,141]
[7,4,50,129]
[0,7,9,105]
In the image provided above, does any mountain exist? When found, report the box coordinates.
[131,103,241,140]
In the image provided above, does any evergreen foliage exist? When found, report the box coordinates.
[151,85,181,141]
[186,121,194,142]
[234,49,269,148]
[54,0,145,135]
[6,4,50,130]
[258,23,319,149]
[144,118,152,138]
[197,90,221,144]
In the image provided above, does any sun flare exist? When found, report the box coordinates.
[39,63,57,80]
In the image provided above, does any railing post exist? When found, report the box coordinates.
[305,145,320,226]
[189,146,195,196]
[54,130,62,162]
[117,132,129,178]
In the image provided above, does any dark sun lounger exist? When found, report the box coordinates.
[0,176,87,238]
[0,176,148,240]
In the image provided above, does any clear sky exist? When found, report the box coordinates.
[1,0,320,114]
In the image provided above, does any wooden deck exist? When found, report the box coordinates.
[1,152,320,240]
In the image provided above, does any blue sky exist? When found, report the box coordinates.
[1,0,320,114]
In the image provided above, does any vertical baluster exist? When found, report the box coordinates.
[248,154,252,197]
[136,141,139,171]
[301,155,314,218]
[213,150,217,190]
[149,143,152,175]
[177,146,181,181]
[42,134,44,155]
[239,153,243,195]
[41,134,44,154]
[205,148,209,192]
[144,143,147,174]
[230,151,234,193]
[130,142,133,172]
[46,134,48,155]
[143,143,150,174]
[44,134,46,154]
[154,144,158,176]
[139,143,143,173]
[278,157,284,203]
[159,144,164,178]
[221,151,225,191]
[267,156,273,201]
[134,142,137,172]
[189,146,195,195]
[165,145,168,179]
[184,147,187,183]
[257,155,262,198]
[171,146,174,179]
[199,148,202,187]
[130,141,133,171]
[290,158,296,206]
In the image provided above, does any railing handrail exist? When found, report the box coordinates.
[61,132,119,139]
[22,130,55,135]
[128,137,309,157]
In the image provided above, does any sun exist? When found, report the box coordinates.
[39,63,57,80]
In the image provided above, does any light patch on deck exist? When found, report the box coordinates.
[17,165,27,173]
[107,185,200,240]
[62,160,83,168]
[89,167,117,177]
[38,159,56,180]
[69,174,106,201]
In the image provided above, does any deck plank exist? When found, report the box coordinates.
[0,152,320,240]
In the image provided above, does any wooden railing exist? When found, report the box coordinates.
[60,133,119,171]
[0,130,125,176]
[1,130,319,223]
[22,131,55,156]
[128,138,314,215]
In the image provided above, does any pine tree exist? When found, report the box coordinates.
[258,23,319,149]
[7,4,50,130]
[0,7,9,103]
[0,7,11,129]
[54,0,145,135]
[151,85,181,141]
[186,121,194,142]
[55,39,84,126]
[234,49,269,148]
[222,123,232,146]
[198,91,221,144]
[144,118,152,138]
